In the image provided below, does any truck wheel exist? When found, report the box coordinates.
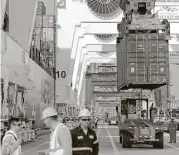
[122,133,127,148]
[122,133,132,148]
[153,142,158,148]
[154,133,164,149]
[126,134,132,148]
[120,136,122,144]
[158,133,164,149]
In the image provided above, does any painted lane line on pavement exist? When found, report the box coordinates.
[22,142,49,154]
[105,126,119,155]
[164,143,179,150]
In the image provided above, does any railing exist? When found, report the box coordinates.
[18,127,50,144]
[18,130,35,144]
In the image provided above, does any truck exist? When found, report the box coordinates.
[108,116,118,125]
[119,98,165,149]
[116,0,170,149]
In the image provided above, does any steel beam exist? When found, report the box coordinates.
[86,44,116,52]
[98,102,121,107]
[96,100,120,102]
[93,81,117,86]
[94,91,141,96]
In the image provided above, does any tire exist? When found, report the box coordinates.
[153,142,157,148]
[122,133,132,148]
[154,132,164,149]
[158,133,164,149]
[126,134,132,148]
[120,136,122,144]
[122,133,127,148]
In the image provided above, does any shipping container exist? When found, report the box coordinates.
[117,33,169,90]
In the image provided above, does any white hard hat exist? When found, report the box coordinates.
[41,107,58,120]
[79,108,91,118]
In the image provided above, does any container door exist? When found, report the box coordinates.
[147,34,169,83]
[127,35,147,83]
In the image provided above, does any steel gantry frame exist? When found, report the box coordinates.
[67,21,177,109]
[67,22,119,89]
[71,35,117,91]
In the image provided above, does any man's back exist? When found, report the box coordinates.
[1,130,21,155]
[51,123,72,155]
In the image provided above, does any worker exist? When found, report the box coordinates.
[70,108,99,155]
[40,107,72,155]
[1,117,21,155]
[94,117,98,129]
[149,103,157,123]
[168,118,177,143]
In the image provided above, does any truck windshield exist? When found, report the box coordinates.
[128,99,136,114]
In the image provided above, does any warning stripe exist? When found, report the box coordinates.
[72,147,92,152]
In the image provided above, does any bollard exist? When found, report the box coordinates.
[30,130,35,140]
[27,131,31,141]
[24,132,28,143]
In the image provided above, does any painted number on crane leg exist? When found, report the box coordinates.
[61,71,66,78]
[56,71,66,78]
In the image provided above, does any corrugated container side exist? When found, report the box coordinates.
[117,38,121,88]
[123,36,127,87]
[117,34,169,90]
[117,36,127,89]
[147,34,169,84]
[127,35,147,84]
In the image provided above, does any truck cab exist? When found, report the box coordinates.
[108,116,118,125]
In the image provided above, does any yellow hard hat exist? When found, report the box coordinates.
[79,108,91,118]
[41,107,58,120]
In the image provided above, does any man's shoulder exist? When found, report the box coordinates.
[4,130,16,138]
[71,126,79,131]
[88,128,96,135]
[70,126,80,133]
[2,132,15,144]
[57,123,70,131]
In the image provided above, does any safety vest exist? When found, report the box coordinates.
[72,146,92,154]
[3,130,21,155]
[50,123,64,155]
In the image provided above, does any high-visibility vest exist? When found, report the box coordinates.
[50,123,65,155]
[72,147,93,155]
[72,147,92,152]
[3,130,21,155]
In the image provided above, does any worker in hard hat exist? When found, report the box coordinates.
[94,117,98,129]
[70,108,99,155]
[168,117,177,143]
[39,107,72,155]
